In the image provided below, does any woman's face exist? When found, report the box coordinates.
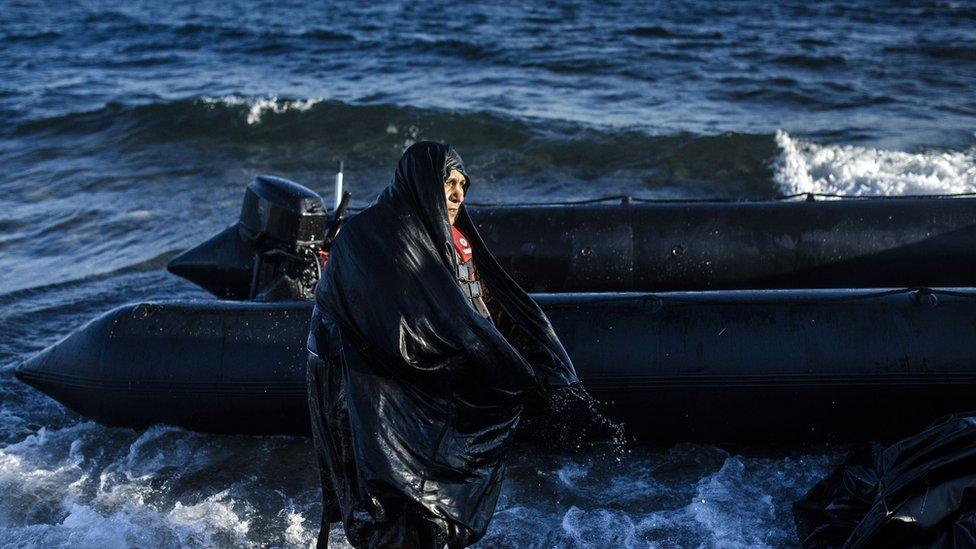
[444,169,466,225]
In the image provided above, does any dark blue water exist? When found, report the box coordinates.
[1,1,973,546]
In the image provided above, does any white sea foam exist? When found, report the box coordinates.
[0,421,312,548]
[201,96,323,125]
[480,445,836,548]
[688,457,777,548]
[281,508,309,546]
[1,414,837,548]
[556,462,588,488]
[560,505,641,547]
[774,130,976,196]
[167,491,252,546]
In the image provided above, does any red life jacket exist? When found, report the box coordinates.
[451,226,474,264]
[451,226,490,319]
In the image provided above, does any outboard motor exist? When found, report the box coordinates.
[168,176,328,300]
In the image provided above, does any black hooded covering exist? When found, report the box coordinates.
[307,141,577,547]
[794,413,976,548]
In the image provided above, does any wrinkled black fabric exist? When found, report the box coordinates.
[308,141,577,547]
[794,413,976,548]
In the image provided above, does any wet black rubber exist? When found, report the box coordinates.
[17,288,976,442]
[466,198,976,292]
[168,197,976,297]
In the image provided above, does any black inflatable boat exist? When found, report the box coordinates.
[169,177,976,298]
[17,288,976,442]
[16,176,976,442]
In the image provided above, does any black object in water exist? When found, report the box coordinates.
[18,176,976,442]
[17,289,976,442]
[473,197,976,292]
[794,413,976,548]
[170,177,976,295]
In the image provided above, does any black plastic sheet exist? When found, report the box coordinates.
[307,142,577,547]
[794,413,976,548]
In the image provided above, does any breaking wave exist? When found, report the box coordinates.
[7,96,783,196]
[773,130,976,196]
[201,96,323,126]
[10,97,975,204]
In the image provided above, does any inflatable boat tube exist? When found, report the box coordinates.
[167,178,976,296]
[17,288,976,442]
[468,198,976,292]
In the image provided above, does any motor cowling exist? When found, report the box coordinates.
[168,176,328,301]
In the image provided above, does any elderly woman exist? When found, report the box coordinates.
[306,141,577,548]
